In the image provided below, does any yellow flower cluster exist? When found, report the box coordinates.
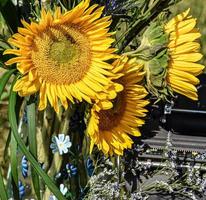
[3,0,204,155]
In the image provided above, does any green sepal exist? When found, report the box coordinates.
[148,58,164,76]
[144,49,172,101]
[142,22,168,48]
[148,50,168,76]
[152,34,168,47]
[127,22,168,61]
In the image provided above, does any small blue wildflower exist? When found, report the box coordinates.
[18,181,25,199]
[106,0,117,10]
[86,158,94,177]
[21,155,28,178]
[66,163,77,177]
[50,134,72,155]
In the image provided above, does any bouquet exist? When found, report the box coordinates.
[0,0,205,199]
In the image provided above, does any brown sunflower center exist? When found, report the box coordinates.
[98,91,126,131]
[31,24,91,84]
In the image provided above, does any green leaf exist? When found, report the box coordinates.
[0,69,16,98]
[27,98,41,200]
[8,78,67,200]
[0,166,8,200]
[10,132,18,186]
[3,129,11,160]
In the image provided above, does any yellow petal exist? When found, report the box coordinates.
[166,18,196,35]
[56,85,68,110]
[3,49,21,56]
[38,81,47,111]
[170,52,202,62]
[165,9,190,31]
[5,57,27,65]
[169,60,204,76]
[168,32,201,48]
[13,76,28,91]
[168,68,200,85]
[170,42,200,55]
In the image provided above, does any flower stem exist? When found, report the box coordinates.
[115,0,173,52]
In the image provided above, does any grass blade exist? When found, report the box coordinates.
[0,69,16,98]
[27,98,41,200]
[0,166,8,200]
[10,132,18,186]
[8,78,67,200]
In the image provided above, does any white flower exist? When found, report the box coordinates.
[60,184,68,195]
[48,195,56,200]
[50,134,72,155]
[49,184,68,200]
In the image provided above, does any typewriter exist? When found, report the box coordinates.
[139,74,206,171]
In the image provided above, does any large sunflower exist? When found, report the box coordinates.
[87,57,149,156]
[4,0,119,113]
[165,9,205,100]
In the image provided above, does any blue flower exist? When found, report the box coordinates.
[106,0,117,10]
[50,134,72,155]
[66,163,77,177]
[18,181,25,199]
[86,158,94,177]
[21,155,28,178]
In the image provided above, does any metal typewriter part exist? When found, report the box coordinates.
[138,74,206,171]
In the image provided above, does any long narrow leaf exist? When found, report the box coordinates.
[0,69,16,98]
[0,166,8,200]
[10,132,18,186]
[27,99,41,200]
[0,69,18,197]
[8,79,67,200]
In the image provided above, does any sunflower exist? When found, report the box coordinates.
[87,57,149,156]
[129,9,205,101]
[165,9,205,100]
[4,0,119,113]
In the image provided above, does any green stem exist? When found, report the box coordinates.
[27,97,41,200]
[9,79,67,200]
[115,0,169,52]
[0,69,16,98]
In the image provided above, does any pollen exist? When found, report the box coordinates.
[31,25,91,85]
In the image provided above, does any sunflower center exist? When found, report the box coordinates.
[98,92,126,131]
[50,40,79,64]
[31,24,91,84]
